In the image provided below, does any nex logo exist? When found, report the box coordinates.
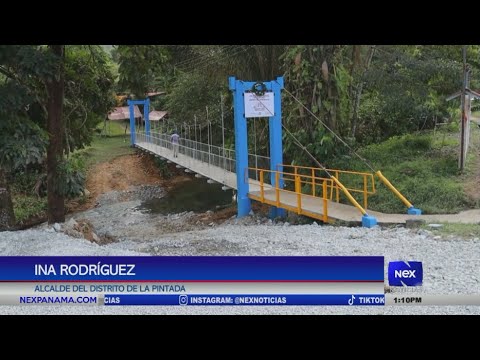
[395,269,416,278]
[388,261,423,286]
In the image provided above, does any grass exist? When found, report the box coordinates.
[10,171,48,225]
[13,195,47,224]
[78,135,134,169]
[421,223,480,239]
[95,120,130,137]
[330,130,478,214]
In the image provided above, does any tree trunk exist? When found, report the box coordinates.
[254,46,266,80]
[0,167,15,231]
[46,45,65,224]
[351,45,376,138]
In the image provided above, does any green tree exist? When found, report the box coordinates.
[358,45,466,142]
[63,46,116,152]
[280,45,479,167]
[117,45,169,97]
[0,167,14,230]
[0,45,116,226]
[281,45,354,166]
[0,45,54,228]
[46,44,65,223]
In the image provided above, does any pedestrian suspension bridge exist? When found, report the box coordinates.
[128,77,424,227]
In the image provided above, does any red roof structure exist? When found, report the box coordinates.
[108,106,142,121]
[149,110,168,121]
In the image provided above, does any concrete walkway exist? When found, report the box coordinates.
[250,189,480,225]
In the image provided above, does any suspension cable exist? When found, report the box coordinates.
[239,80,333,174]
[281,124,333,178]
[280,85,376,172]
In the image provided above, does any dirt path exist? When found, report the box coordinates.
[68,153,189,212]
[87,153,160,199]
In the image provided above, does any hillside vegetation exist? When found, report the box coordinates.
[332,125,479,214]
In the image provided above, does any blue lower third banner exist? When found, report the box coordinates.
[104,294,385,306]
[0,256,384,282]
[0,256,385,305]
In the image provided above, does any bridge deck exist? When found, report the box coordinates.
[135,141,480,225]
[135,141,270,193]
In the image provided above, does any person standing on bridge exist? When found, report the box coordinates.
[171,131,180,158]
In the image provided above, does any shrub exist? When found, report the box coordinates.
[55,155,87,199]
[13,195,47,223]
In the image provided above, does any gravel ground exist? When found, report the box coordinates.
[1,186,479,315]
[96,185,166,207]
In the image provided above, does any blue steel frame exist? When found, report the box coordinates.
[229,76,286,219]
[127,98,150,146]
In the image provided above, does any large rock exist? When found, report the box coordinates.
[64,229,83,238]
[65,217,78,230]
[91,232,101,243]
[405,219,426,229]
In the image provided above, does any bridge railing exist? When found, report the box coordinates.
[279,164,375,210]
[136,131,270,178]
[247,167,332,222]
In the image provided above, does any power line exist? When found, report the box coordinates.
[281,123,332,176]
[178,46,246,74]
[173,45,232,69]
[184,46,248,74]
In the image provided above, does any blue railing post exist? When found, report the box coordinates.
[144,98,150,141]
[229,76,251,218]
[269,76,286,219]
[127,100,135,146]
[128,98,151,145]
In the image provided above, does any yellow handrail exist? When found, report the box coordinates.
[279,164,375,209]
[322,181,328,222]
[249,165,415,216]
[275,171,280,207]
[330,176,368,215]
[246,167,368,218]
[375,170,413,209]
[295,173,301,214]
[247,167,332,221]
[363,174,368,209]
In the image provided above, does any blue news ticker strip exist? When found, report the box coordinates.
[0,256,384,282]
[104,294,386,306]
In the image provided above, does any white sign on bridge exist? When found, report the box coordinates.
[244,92,274,118]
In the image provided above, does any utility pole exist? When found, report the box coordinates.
[446,46,480,172]
[460,46,467,172]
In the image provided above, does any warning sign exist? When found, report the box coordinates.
[244,92,274,118]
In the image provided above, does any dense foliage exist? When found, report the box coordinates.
[0,45,116,160]
[115,45,479,168]
[0,45,116,225]
[2,44,478,226]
